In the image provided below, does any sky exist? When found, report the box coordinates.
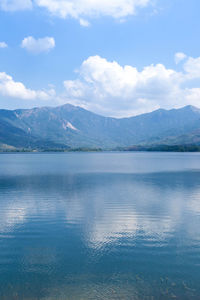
[0,0,200,117]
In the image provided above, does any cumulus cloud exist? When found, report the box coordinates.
[0,0,32,11]
[183,56,200,79]
[175,52,187,64]
[0,72,55,100]
[63,54,200,117]
[35,0,151,25]
[21,36,55,54]
[0,42,8,48]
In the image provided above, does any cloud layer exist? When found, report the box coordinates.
[0,72,55,100]
[36,0,151,25]
[1,0,152,25]
[1,52,200,117]
[21,36,55,54]
[63,53,200,117]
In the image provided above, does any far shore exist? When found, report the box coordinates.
[1,144,200,153]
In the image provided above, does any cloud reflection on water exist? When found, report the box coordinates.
[0,172,200,249]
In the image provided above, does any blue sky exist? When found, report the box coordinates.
[0,0,200,117]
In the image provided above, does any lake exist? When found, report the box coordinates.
[0,152,200,299]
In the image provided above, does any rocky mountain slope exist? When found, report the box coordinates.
[1,104,200,149]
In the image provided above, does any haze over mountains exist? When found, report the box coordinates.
[1,104,200,150]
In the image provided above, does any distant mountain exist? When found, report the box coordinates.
[1,104,200,150]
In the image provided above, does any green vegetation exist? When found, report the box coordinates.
[0,146,103,153]
[1,144,200,153]
[125,144,200,152]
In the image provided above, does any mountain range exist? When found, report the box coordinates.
[1,104,200,150]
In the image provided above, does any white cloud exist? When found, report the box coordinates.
[0,72,55,100]
[0,0,32,11]
[63,54,200,117]
[0,42,8,48]
[0,0,154,26]
[35,0,151,25]
[21,36,55,54]
[183,56,200,79]
[175,52,187,64]
[79,18,90,27]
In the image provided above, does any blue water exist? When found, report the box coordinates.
[0,152,200,299]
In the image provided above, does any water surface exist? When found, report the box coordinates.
[0,152,200,299]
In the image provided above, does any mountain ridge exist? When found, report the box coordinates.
[1,104,200,150]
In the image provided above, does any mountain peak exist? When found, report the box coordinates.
[181,105,200,113]
[59,103,81,111]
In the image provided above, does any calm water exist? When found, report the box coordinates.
[0,152,200,299]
